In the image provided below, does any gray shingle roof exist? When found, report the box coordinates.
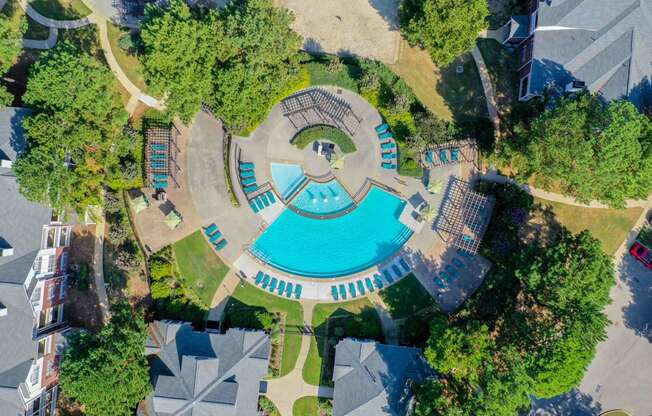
[332,339,433,416]
[529,0,652,108]
[146,321,270,416]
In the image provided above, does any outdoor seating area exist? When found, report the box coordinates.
[376,123,397,170]
[249,190,278,214]
[280,88,361,136]
[253,271,303,300]
[203,223,228,251]
[422,140,478,169]
[238,160,259,194]
[145,121,181,190]
[330,256,411,301]
[434,250,471,289]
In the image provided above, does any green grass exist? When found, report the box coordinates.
[172,231,229,306]
[224,283,303,377]
[436,53,488,122]
[29,0,91,20]
[293,396,332,416]
[106,23,148,92]
[476,38,519,113]
[303,298,382,386]
[306,61,358,90]
[292,125,356,153]
[379,273,437,319]
[535,198,643,255]
[1,0,50,41]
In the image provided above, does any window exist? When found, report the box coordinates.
[30,364,40,386]
[38,338,48,357]
[45,255,55,274]
[31,287,42,307]
[59,251,68,271]
[33,256,42,271]
[46,228,56,249]
[47,283,55,301]
[58,228,69,247]
[46,361,54,377]
[519,76,530,98]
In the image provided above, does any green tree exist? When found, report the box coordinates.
[59,302,151,416]
[140,0,221,122]
[0,13,26,105]
[13,42,129,213]
[509,93,652,207]
[400,0,488,67]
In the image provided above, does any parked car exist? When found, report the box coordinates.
[629,242,652,269]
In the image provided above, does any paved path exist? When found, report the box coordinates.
[90,206,110,323]
[266,301,334,416]
[18,0,94,29]
[209,270,242,317]
[368,293,399,345]
[471,44,500,133]
[23,27,58,50]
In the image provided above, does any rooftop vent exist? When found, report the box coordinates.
[0,159,12,168]
[0,303,7,317]
[0,247,14,257]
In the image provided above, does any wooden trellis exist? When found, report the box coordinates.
[144,119,181,190]
[281,88,361,135]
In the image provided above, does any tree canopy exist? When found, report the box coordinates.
[504,93,652,207]
[140,0,302,130]
[399,0,488,67]
[59,302,151,416]
[13,42,129,213]
[0,13,25,106]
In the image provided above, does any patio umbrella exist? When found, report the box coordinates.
[330,154,345,170]
[164,210,182,230]
[427,180,443,194]
[423,206,438,222]
[130,195,148,214]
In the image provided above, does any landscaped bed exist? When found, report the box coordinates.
[106,23,148,92]
[292,125,356,153]
[379,273,437,319]
[292,396,332,416]
[303,298,383,386]
[29,0,91,20]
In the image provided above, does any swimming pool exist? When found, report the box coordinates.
[270,163,306,199]
[290,180,354,216]
[250,187,413,278]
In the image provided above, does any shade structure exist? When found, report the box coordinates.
[165,210,182,230]
[330,154,345,170]
[131,195,148,214]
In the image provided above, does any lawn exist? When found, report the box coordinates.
[436,52,488,122]
[292,125,356,153]
[172,231,229,306]
[2,0,50,40]
[223,283,303,377]
[29,0,91,20]
[476,38,519,115]
[106,23,148,92]
[379,273,437,319]
[535,198,643,255]
[303,298,382,386]
[293,396,332,416]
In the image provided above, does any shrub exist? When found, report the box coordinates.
[75,262,91,292]
[117,33,136,53]
[292,125,357,153]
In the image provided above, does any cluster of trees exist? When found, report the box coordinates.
[0,12,25,105]
[414,183,615,415]
[400,0,489,67]
[501,92,652,207]
[13,43,135,214]
[140,0,302,131]
[59,302,151,416]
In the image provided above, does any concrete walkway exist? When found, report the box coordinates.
[18,0,94,29]
[368,293,399,345]
[90,206,110,323]
[265,301,334,416]
[471,44,500,133]
[22,27,58,50]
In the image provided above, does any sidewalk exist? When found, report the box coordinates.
[90,207,110,323]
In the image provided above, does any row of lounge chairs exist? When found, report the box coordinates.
[249,191,277,213]
[254,271,302,299]
[150,144,169,189]
[375,123,397,170]
[434,250,469,289]
[330,257,411,301]
[203,224,228,251]
[425,147,460,165]
[239,161,258,194]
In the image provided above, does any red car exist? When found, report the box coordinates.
[630,242,652,269]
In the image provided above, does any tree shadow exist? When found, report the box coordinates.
[618,236,652,342]
[627,75,652,115]
[303,37,324,55]
[366,0,400,31]
[530,389,603,416]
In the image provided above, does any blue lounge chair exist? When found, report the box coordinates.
[375,123,389,134]
[365,277,374,292]
[255,271,264,285]
[379,131,393,140]
[203,224,218,236]
[331,286,339,300]
[356,280,366,295]
[243,184,258,193]
[268,277,278,292]
[151,144,167,151]
[439,271,451,283]
[250,201,260,213]
[445,265,458,277]
[285,282,293,298]
[255,197,265,210]
[339,284,347,300]
[382,270,394,283]
[209,231,223,243]
[435,277,446,288]
[277,280,286,295]
[260,194,270,207]
[294,284,302,299]
[382,152,397,160]
[392,264,402,278]
[458,249,472,258]
[381,163,397,170]
[439,149,449,163]
[214,239,228,250]
[154,174,168,181]
[240,170,255,179]
[373,274,384,289]
[151,162,165,168]
[266,191,276,204]
[425,151,434,165]
[241,177,256,186]
[451,147,459,161]
[153,181,168,189]
[452,258,465,269]
[261,274,270,289]
[399,258,411,273]
[239,162,255,171]
[151,153,166,160]
[348,282,357,298]
[380,141,396,150]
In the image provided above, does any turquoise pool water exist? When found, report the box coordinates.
[270,163,306,199]
[290,180,354,216]
[250,187,413,278]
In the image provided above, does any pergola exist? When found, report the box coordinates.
[280,88,361,136]
[422,139,479,169]
[434,177,494,254]
[144,119,181,190]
